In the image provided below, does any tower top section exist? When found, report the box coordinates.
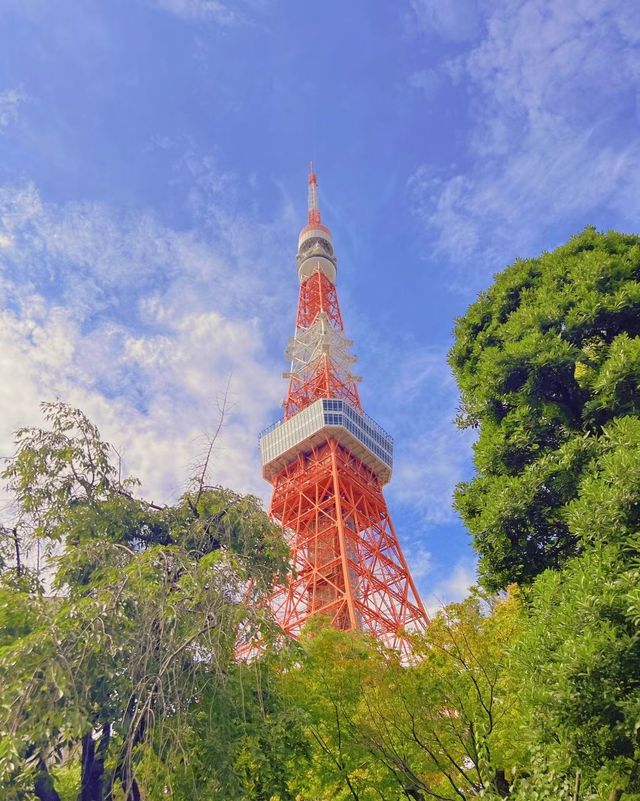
[307,161,321,226]
[297,162,337,284]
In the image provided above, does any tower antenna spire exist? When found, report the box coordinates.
[307,160,321,226]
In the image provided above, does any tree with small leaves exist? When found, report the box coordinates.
[449,227,640,590]
[277,592,524,801]
[0,402,289,801]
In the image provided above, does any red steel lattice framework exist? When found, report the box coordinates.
[260,165,429,653]
[284,269,360,418]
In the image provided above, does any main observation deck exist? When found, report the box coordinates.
[260,398,393,484]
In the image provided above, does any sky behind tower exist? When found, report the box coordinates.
[1,0,639,610]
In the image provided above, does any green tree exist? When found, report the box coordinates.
[279,592,523,801]
[278,623,393,801]
[165,656,307,801]
[507,416,640,801]
[0,402,288,801]
[449,228,640,590]
[450,228,640,799]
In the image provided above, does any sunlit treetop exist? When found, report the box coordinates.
[449,227,640,590]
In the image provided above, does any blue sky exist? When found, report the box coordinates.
[1,0,639,610]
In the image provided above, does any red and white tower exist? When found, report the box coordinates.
[260,165,429,651]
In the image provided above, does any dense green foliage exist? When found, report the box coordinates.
[0,403,290,801]
[449,227,640,590]
[509,415,640,800]
[276,595,523,800]
[447,228,640,800]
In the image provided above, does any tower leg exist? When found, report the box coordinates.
[269,439,428,652]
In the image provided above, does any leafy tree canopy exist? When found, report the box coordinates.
[0,402,289,801]
[449,227,640,589]
[277,593,523,801]
[508,415,640,800]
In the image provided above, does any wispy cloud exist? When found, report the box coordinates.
[148,0,269,24]
[409,0,481,43]
[0,167,294,508]
[409,0,640,283]
[423,557,477,616]
[358,338,474,527]
[151,0,238,23]
[0,87,26,132]
[408,68,443,99]
[392,417,473,526]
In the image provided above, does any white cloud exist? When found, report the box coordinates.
[409,68,442,99]
[0,174,294,511]
[406,545,433,583]
[410,0,640,281]
[151,0,237,23]
[0,87,26,132]
[148,0,270,24]
[392,418,474,526]
[423,558,477,617]
[362,342,474,527]
[410,0,481,43]
[0,286,278,507]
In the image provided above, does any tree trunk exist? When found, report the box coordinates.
[80,724,111,801]
[117,768,142,801]
[106,753,141,801]
[79,733,95,801]
[572,769,581,801]
[12,527,22,577]
[34,758,62,801]
[493,768,510,798]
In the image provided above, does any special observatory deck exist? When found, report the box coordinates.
[259,398,393,484]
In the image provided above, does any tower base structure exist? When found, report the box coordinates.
[266,437,427,653]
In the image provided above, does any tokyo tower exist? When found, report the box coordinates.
[259,165,429,651]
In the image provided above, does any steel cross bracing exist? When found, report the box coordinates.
[295,268,343,329]
[260,164,429,656]
[268,440,427,653]
[284,270,361,419]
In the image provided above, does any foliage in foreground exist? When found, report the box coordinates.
[447,228,640,800]
[273,564,639,801]
[0,402,290,801]
[276,594,524,801]
[449,227,640,590]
